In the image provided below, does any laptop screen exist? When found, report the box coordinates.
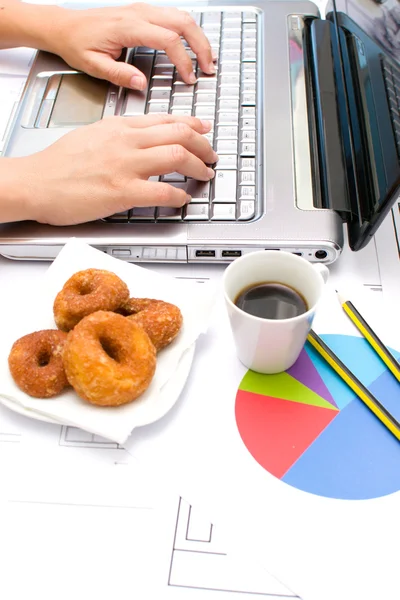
[324,0,400,249]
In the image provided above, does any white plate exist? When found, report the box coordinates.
[0,240,216,443]
[0,344,195,429]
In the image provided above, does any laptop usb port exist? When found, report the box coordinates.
[222,250,242,258]
[195,250,216,257]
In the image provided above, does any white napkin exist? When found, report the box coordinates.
[0,239,217,444]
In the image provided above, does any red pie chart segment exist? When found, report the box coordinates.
[235,390,337,479]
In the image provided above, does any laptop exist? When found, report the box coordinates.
[1,0,400,264]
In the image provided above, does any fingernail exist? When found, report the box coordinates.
[207,168,215,179]
[130,75,146,90]
[212,50,218,61]
[186,194,192,204]
[188,72,197,84]
[212,151,219,162]
[207,63,216,74]
[201,119,212,131]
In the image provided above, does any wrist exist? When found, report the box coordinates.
[0,158,34,224]
[0,1,67,52]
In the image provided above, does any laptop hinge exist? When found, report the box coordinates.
[307,18,352,219]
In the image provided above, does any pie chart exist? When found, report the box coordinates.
[235,334,400,500]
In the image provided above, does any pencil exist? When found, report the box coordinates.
[336,290,400,383]
[307,330,400,441]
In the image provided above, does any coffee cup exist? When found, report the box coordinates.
[223,251,329,374]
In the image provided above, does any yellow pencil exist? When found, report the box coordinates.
[336,290,400,383]
[307,330,400,441]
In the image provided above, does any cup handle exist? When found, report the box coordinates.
[313,263,329,283]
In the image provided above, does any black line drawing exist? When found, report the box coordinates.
[168,497,298,598]
[363,284,383,292]
[0,432,21,443]
[59,425,123,449]
[185,505,213,543]
[175,276,210,284]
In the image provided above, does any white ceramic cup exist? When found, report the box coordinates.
[223,251,329,374]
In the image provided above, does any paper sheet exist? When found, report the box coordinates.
[0,47,35,77]
[0,461,172,600]
[125,284,400,600]
[374,203,400,304]
[0,417,298,600]
[0,242,399,600]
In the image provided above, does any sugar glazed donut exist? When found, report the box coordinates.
[8,330,69,398]
[63,311,156,406]
[53,268,130,332]
[119,298,183,351]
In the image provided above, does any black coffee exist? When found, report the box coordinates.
[234,282,307,320]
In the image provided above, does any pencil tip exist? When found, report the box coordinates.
[335,289,346,305]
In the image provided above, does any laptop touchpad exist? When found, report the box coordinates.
[48,74,108,128]
[24,73,109,129]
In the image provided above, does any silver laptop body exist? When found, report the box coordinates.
[0,1,343,264]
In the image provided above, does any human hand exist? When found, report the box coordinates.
[7,114,216,226]
[49,3,216,90]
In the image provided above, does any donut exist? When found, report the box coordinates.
[53,268,130,332]
[63,311,156,407]
[118,298,183,351]
[8,330,69,398]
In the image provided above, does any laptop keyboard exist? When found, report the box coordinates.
[104,9,258,224]
[381,55,400,159]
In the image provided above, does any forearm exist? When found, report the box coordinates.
[0,0,64,51]
[0,158,32,223]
